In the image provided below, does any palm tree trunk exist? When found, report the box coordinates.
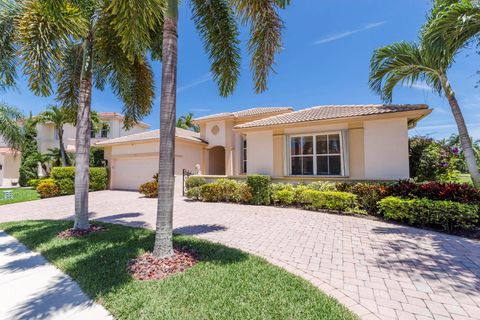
[440,74,480,188]
[58,128,68,167]
[153,0,178,259]
[74,29,94,230]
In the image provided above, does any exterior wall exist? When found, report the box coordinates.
[0,152,21,187]
[348,122,365,179]
[364,118,409,180]
[204,121,226,147]
[246,131,274,176]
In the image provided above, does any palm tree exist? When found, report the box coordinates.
[115,0,290,258]
[1,0,157,230]
[0,102,23,150]
[176,112,200,132]
[34,105,75,166]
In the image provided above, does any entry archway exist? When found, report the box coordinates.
[208,146,225,175]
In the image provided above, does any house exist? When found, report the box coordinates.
[97,104,431,191]
[0,112,149,187]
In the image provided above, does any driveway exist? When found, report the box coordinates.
[0,190,479,320]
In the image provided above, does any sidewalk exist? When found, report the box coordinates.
[0,231,112,320]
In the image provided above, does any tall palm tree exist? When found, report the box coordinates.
[34,105,75,166]
[176,112,200,132]
[116,0,290,258]
[0,102,23,150]
[369,40,480,188]
[1,0,157,230]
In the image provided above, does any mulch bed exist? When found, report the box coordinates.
[127,248,198,280]
[57,224,106,239]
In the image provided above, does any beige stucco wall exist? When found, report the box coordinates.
[364,117,409,180]
[246,131,274,176]
[348,122,365,179]
[204,121,226,147]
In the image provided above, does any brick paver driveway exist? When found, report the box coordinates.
[0,189,479,320]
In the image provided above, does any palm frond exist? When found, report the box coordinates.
[369,42,442,102]
[191,0,241,96]
[0,0,21,91]
[56,43,83,108]
[232,0,287,93]
[0,102,23,150]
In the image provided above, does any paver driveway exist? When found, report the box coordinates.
[0,189,479,320]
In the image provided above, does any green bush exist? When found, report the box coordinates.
[378,196,479,231]
[139,181,158,198]
[194,179,252,203]
[186,186,201,200]
[185,176,207,189]
[307,181,336,192]
[199,183,222,202]
[272,189,295,206]
[50,167,108,194]
[302,190,358,213]
[247,175,271,205]
[27,179,41,188]
[36,180,61,198]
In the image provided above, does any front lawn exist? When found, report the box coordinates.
[0,188,40,205]
[0,221,357,320]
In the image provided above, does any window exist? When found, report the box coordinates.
[101,125,108,138]
[289,133,344,176]
[241,137,247,174]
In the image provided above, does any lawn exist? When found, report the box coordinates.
[0,220,357,320]
[0,188,39,205]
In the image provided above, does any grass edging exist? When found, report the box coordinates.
[0,220,357,320]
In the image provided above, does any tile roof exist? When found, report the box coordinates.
[0,147,18,154]
[97,112,150,128]
[193,107,293,121]
[235,104,429,129]
[95,128,206,146]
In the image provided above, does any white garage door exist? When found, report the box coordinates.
[112,157,158,190]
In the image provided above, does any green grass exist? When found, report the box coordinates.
[0,220,357,320]
[0,188,40,205]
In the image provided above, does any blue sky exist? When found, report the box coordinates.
[2,0,480,139]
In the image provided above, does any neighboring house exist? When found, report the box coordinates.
[97,105,431,191]
[0,112,149,187]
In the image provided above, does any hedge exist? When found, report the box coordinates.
[378,196,479,231]
[302,190,358,213]
[246,175,271,205]
[192,179,252,203]
[50,167,108,195]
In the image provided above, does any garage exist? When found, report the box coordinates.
[96,128,206,191]
[111,157,158,190]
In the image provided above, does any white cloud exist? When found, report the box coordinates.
[408,82,431,91]
[177,72,212,93]
[313,21,386,45]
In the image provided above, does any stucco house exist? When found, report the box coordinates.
[0,112,149,187]
[97,104,431,191]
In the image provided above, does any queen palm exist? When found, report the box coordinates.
[1,0,157,229]
[116,0,291,258]
[176,112,199,132]
[369,40,480,188]
[0,102,23,150]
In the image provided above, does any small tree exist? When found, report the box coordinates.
[19,117,39,186]
[176,112,200,132]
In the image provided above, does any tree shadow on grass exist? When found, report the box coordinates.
[1,220,249,319]
[174,224,227,235]
[372,225,480,294]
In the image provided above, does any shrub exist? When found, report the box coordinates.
[215,178,240,202]
[199,183,222,202]
[246,175,271,205]
[302,190,358,212]
[272,189,295,206]
[139,181,158,198]
[50,167,108,194]
[36,180,61,198]
[234,182,253,203]
[350,183,391,214]
[90,167,108,191]
[307,181,336,191]
[185,176,207,190]
[378,196,479,231]
[293,185,311,205]
[186,186,201,200]
[27,179,41,188]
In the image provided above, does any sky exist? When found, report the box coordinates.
[1,0,479,140]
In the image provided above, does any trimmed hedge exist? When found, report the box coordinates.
[193,179,252,203]
[378,196,479,231]
[50,167,108,195]
[302,190,358,213]
[185,176,207,189]
[246,175,271,205]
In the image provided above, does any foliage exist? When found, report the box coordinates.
[28,178,55,189]
[0,188,39,205]
[379,196,479,231]
[50,166,108,194]
[271,189,295,206]
[139,181,158,198]
[185,186,201,200]
[347,183,391,215]
[19,117,40,186]
[306,181,336,192]
[90,147,105,167]
[194,179,252,203]
[0,221,357,320]
[185,176,207,189]
[176,112,200,132]
[301,190,358,213]
[0,102,23,150]
[89,167,108,191]
[246,175,271,205]
[36,180,61,198]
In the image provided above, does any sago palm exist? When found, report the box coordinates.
[1,0,157,229]
[369,40,480,187]
[115,0,291,258]
[0,102,23,150]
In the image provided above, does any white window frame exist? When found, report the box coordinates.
[287,131,347,177]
